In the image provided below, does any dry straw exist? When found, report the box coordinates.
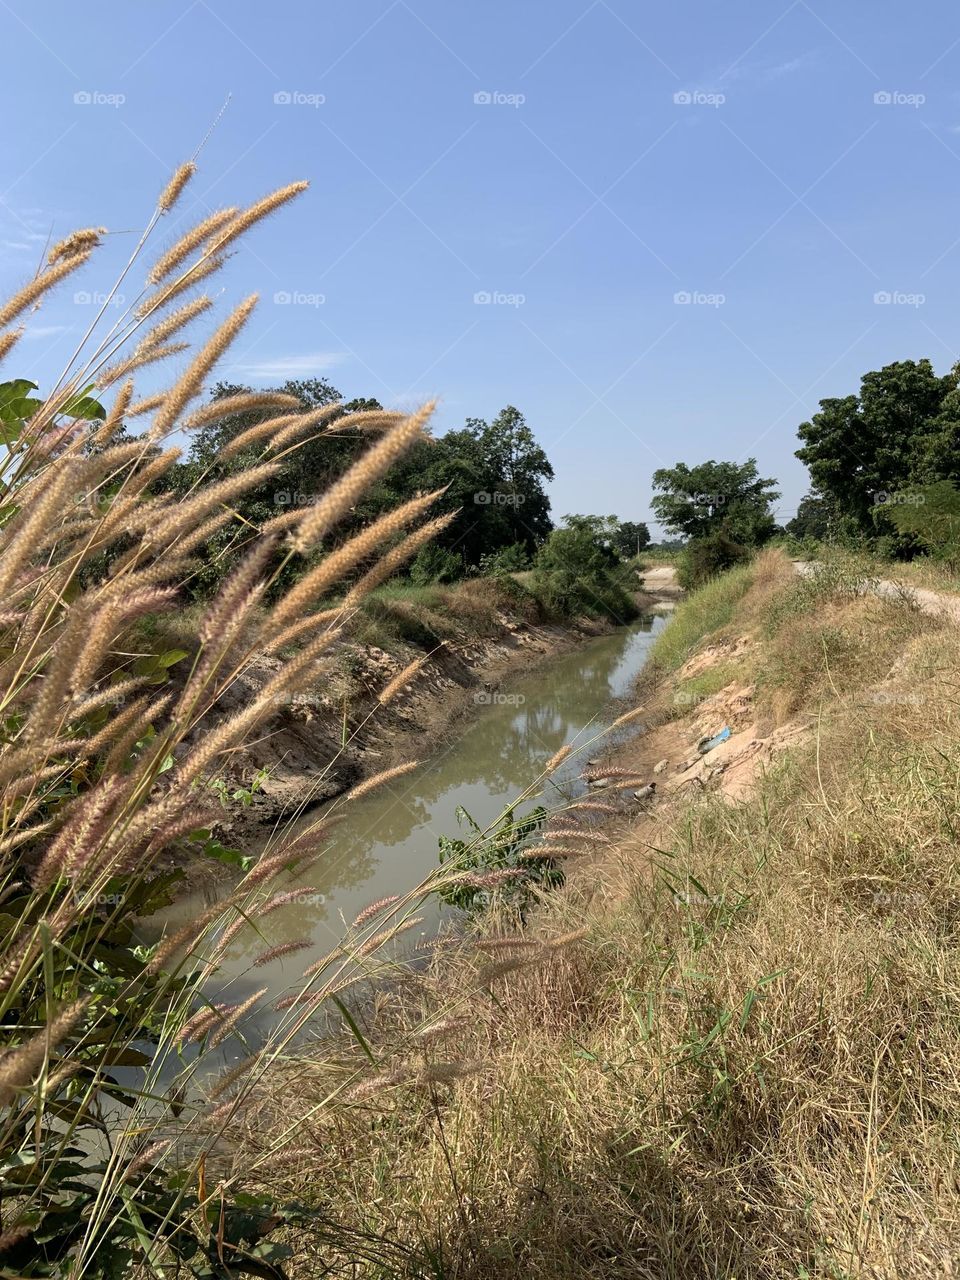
[291,403,435,551]
[353,895,402,928]
[343,760,420,803]
[157,162,196,212]
[0,157,458,1272]
[377,655,430,706]
[0,251,92,330]
[150,294,258,436]
[148,206,237,285]
[48,227,106,265]
[270,489,445,630]
[0,999,89,1106]
[342,512,457,607]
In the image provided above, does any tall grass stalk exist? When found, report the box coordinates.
[0,162,473,1277]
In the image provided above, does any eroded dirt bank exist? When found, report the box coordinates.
[214,588,665,840]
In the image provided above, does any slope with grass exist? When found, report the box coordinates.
[232,549,960,1279]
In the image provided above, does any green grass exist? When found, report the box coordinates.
[648,561,756,672]
[673,661,740,709]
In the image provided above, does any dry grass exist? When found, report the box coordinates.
[0,162,473,1275]
[231,551,960,1278]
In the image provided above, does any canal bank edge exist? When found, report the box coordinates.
[202,576,677,853]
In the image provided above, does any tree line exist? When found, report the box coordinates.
[137,377,653,618]
[638,355,960,584]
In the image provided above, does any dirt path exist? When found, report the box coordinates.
[639,564,683,598]
[645,559,960,622]
[793,559,960,622]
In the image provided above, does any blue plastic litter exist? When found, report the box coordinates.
[697,726,731,755]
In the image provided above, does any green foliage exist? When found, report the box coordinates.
[651,459,779,546]
[409,543,464,584]
[560,514,649,560]
[437,805,561,916]
[676,530,752,590]
[478,541,530,574]
[785,491,839,542]
[533,517,639,623]
[0,379,105,451]
[880,480,960,563]
[795,358,960,551]
[610,519,650,558]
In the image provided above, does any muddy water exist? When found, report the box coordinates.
[160,613,667,1017]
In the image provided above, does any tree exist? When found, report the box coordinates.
[397,406,553,572]
[650,459,780,546]
[611,520,650,558]
[795,359,957,540]
[785,492,839,542]
[156,388,557,595]
[560,514,649,559]
[533,516,637,622]
[880,480,960,564]
[471,405,554,552]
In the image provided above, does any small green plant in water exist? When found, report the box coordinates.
[437,804,563,916]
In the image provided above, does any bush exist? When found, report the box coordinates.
[409,543,465,584]
[533,522,639,623]
[676,530,752,590]
[478,541,530,574]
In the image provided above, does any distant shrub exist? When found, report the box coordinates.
[880,480,960,566]
[410,543,465,584]
[677,531,752,590]
[478,541,530,574]
[533,523,638,623]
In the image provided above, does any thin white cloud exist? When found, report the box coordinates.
[761,54,813,80]
[718,49,820,86]
[230,352,349,379]
[23,325,68,339]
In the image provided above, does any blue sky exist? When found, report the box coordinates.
[3,1,960,533]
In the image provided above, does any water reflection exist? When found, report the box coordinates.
[160,614,666,1002]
